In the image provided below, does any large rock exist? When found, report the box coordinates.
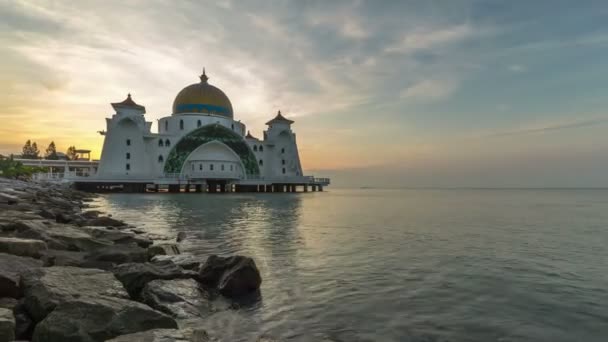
[21,266,130,322]
[21,266,177,341]
[10,220,113,252]
[32,295,177,342]
[106,328,209,342]
[148,243,181,258]
[14,299,34,341]
[85,244,148,265]
[113,262,195,298]
[141,278,212,319]
[85,216,126,227]
[198,255,262,298]
[41,249,87,267]
[0,253,43,298]
[82,226,153,248]
[0,237,47,259]
[152,253,201,270]
[0,308,15,342]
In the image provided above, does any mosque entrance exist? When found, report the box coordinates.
[181,141,244,180]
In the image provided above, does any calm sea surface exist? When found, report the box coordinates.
[92,189,608,342]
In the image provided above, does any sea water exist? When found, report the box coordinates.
[93,189,608,341]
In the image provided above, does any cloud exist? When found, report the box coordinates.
[508,64,526,72]
[487,117,608,137]
[385,24,473,54]
[399,79,458,102]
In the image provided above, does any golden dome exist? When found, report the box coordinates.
[172,69,233,118]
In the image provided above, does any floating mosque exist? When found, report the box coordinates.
[74,69,329,193]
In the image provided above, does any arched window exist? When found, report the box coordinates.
[253,145,258,152]
[282,159,285,165]
[165,139,170,147]
[281,147,285,153]
[259,146,263,152]
[210,164,214,171]
[282,167,286,174]
[231,124,234,130]
[221,164,225,171]
[126,163,130,171]
[199,164,202,171]
[180,120,184,130]
[126,153,131,160]
[158,155,164,163]
[164,121,168,131]
[126,139,131,146]
[259,159,263,166]
[158,139,164,147]
[230,164,233,171]
[197,120,201,127]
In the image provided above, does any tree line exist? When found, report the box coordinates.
[20,140,79,160]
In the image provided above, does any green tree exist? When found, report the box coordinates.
[66,146,78,160]
[31,142,39,159]
[45,141,58,160]
[21,140,32,159]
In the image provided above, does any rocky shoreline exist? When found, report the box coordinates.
[0,178,265,342]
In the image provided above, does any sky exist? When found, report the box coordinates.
[2,0,608,187]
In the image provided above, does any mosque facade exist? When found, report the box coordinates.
[92,70,328,192]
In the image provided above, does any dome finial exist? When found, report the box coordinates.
[199,68,208,83]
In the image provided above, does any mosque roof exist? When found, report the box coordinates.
[111,93,145,111]
[265,110,294,125]
[172,69,233,118]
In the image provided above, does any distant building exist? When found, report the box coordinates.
[92,70,327,192]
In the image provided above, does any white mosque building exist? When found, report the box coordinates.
[85,70,328,193]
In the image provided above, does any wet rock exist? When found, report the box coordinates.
[83,226,153,248]
[21,266,130,322]
[0,308,15,342]
[81,210,102,219]
[41,249,87,267]
[54,212,73,224]
[141,278,212,319]
[176,231,187,242]
[148,243,181,258]
[10,220,113,252]
[37,208,56,220]
[106,328,209,342]
[32,296,177,342]
[0,253,43,298]
[0,298,17,311]
[0,237,47,259]
[152,253,201,270]
[113,262,195,299]
[0,193,18,205]
[14,300,33,340]
[198,255,262,298]
[85,244,148,265]
[86,216,126,227]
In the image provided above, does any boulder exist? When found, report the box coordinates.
[54,212,74,224]
[81,210,102,219]
[176,231,187,242]
[0,237,47,259]
[0,308,15,342]
[0,298,17,311]
[0,193,18,205]
[198,255,262,298]
[21,266,130,322]
[151,253,201,270]
[141,278,212,319]
[113,262,195,299]
[32,295,177,342]
[41,249,87,267]
[106,328,209,342]
[82,226,153,248]
[10,220,113,252]
[14,300,33,340]
[86,216,126,227]
[148,243,181,258]
[85,244,148,265]
[0,253,43,298]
